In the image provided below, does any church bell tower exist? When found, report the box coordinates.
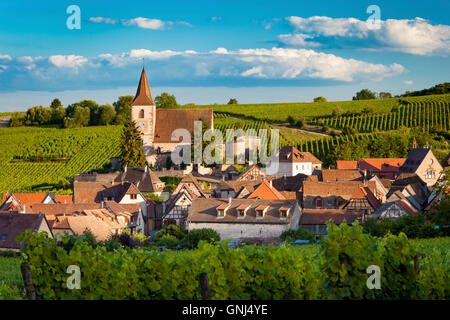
[131,67,156,147]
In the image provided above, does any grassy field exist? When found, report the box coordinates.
[186,94,450,122]
[0,125,123,193]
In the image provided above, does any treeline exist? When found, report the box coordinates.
[400,82,450,97]
[9,96,135,128]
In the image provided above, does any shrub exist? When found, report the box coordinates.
[1,250,17,257]
[286,115,295,126]
[280,227,314,243]
[155,234,180,249]
[153,225,186,241]
[181,228,220,249]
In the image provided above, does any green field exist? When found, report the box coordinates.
[188,94,450,122]
[0,125,123,193]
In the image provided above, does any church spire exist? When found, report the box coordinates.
[131,67,155,106]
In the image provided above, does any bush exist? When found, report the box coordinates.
[1,250,17,257]
[280,227,314,243]
[153,225,186,241]
[181,228,220,249]
[155,234,180,249]
[286,115,295,126]
[332,107,343,117]
[314,96,327,103]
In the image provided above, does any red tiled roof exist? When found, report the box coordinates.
[54,195,73,204]
[248,181,286,200]
[359,158,405,172]
[131,68,155,106]
[2,193,47,206]
[336,160,358,170]
[321,169,363,182]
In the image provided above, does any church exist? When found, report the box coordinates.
[131,68,213,166]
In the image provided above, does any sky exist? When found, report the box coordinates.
[0,0,449,111]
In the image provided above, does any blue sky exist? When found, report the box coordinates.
[0,0,449,111]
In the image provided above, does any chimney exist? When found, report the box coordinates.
[101,201,104,208]
[124,165,127,173]
[228,197,232,205]
[145,166,148,173]
[269,180,273,188]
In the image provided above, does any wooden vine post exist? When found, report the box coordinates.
[199,271,211,300]
[20,261,36,300]
[414,253,420,275]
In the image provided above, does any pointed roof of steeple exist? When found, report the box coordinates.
[131,67,155,106]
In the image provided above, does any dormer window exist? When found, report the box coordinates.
[279,206,290,220]
[237,204,250,219]
[130,194,137,200]
[216,203,230,218]
[255,205,269,219]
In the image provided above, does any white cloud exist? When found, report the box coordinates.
[404,80,413,85]
[89,16,191,30]
[281,16,450,55]
[211,16,222,22]
[89,17,118,24]
[123,17,165,30]
[49,55,88,69]
[0,47,406,91]
[0,54,12,61]
[277,33,321,47]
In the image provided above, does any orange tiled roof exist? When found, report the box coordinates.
[359,158,406,172]
[247,181,286,200]
[54,195,73,204]
[336,160,358,170]
[2,193,47,206]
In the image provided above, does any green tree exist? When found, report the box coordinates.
[378,92,392,99]
[119,121,146,168]
[353,89,376,100]
[286,115,295,126]
[181,228,220,249]
[67,100,99,125]
[155,92,178,109]
[113,95,134,124]
[227,98,238,104]
[51,106,66,125]
[313,96,327,102]
[98,104,116,125]
[332,107,343,117]
[9,112,25,127]
[50,98,62,109]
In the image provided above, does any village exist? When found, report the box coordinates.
[0,69,448,251]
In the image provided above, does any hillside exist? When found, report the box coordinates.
[188,94,450,123]
[0,125,122,193]
[0,94,449,193]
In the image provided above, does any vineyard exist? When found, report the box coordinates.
[188,94,450,123]
[6,225,449,300]
[314,101,450,132]
[0,125,123,193]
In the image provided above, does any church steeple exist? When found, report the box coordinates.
[131,67,155,106]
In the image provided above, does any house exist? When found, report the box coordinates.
[212,178,269,199]
[161,189,193,227]
[301,180,377,210]
[52,216,114,241]
[130,68,213,166]
[268,146,322,177]
[374,198,418,220]
[0,192,73,213]
[187,198,301,240]
[336,160,357,170]
[73,181,148,218]
[0,213,53,252]
[171,174,209,198]
[114,166,165,194]
[358,158,405,180]
[398,148,444,187]
[235,164,267,181]
[299,209,363,236]
[342,186,381,216]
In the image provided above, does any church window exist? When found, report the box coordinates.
[139,109,145,118]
